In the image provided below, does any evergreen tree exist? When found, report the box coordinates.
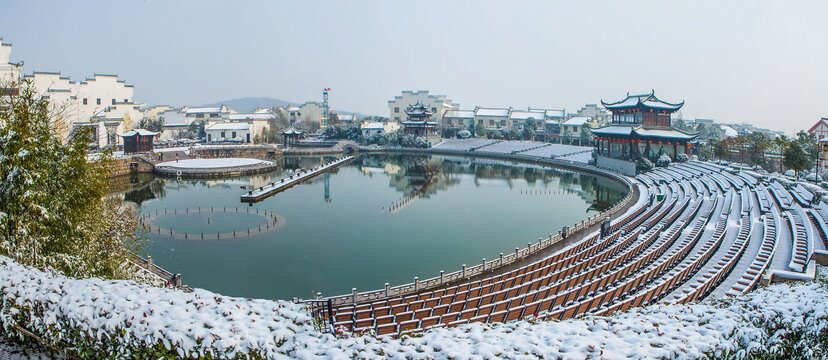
[0,81,144,279]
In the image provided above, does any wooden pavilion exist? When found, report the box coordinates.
[118,129,158,154]
[591,91,696,161]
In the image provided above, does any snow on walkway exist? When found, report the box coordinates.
[155,158,271,169]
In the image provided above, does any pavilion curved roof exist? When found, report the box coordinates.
[601,90,684,112]
[281,126,303,135]
[117,129,158,137]
[405,101,433,116]
[590,124,696,140]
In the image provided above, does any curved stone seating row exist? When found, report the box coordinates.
[322,159,824,337]
[785,211,810,272]
[674,213,753,303]
[728,212,778,295]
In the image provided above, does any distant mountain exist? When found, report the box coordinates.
[200,97,296,113]
[201,96,378,119]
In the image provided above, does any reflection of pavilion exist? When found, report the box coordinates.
[121,175,166,205]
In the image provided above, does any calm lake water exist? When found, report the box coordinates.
[119,153,627,300]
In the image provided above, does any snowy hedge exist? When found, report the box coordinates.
[1,255,827,359]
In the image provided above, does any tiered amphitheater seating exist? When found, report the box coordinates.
[431,139,500,152]
[785,211,810,272]
[322,159,822,337]
[728,211,778,295]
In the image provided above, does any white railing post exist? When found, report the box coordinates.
[482,258,486,271]
[462,264,467,278]
[352,288,357,303]
[499,252,504,265]
[439,270,444,284]
[146,255,152,269]
[414,277,419,291]
[316,292,322,300]
[384,283,389,297]
[515,247,520,259]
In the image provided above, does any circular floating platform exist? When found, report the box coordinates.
[154,158,278,178]
[140,207,286,240]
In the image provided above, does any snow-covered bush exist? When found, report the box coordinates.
[637,158,654,173]
[456,129,472,139]
[806,172,822,182]
[2,255,826,359]
[656,154,672,167]
[0,82,144,280]
[676,153,689,162]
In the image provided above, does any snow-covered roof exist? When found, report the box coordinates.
[590,125,633,136]
[633,127,696,140]
[281,126,302,135]
[601,91,684,112]
[336,114,356,121]
[253,108,271,114]
[207,122,250,131]
[529,108,566,118]
[117,129,158,137]
[186,107,222,114]
[509,110,545,120]
[287,105,301,111]
[228,113,275,121]
[721,125,738,137]
[475,107,510,117]
[563,116,591,126]
[444,110,475,119]
[361,122,385,130]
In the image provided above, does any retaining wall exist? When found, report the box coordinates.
[192,145,280,160]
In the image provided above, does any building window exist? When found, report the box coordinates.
[489,120,494,126]
[232,131,237,138]
[394,107,399,113]
[394,116,400,121]
[431,107,437,113]
[96,98,101,105]
[221,131,225,138]
[82,98,87,105]
[197,114,204,118]
[112,99,116,105]
[124,98,128,102]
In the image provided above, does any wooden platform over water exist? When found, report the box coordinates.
[240,156,354,203]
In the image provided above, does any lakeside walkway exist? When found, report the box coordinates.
[241,156,354,203]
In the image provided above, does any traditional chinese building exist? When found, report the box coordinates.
[118,129,158,154]
[590,91,696,175]
[280,126,303,148]
[402,101,439,137]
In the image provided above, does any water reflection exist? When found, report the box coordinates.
[117,153,627,299]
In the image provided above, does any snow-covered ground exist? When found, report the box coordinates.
[155,158,272,169]
[1,255,826,359]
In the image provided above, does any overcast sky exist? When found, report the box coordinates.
[3,1,827,134]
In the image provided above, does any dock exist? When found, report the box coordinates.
[241,156,354,203]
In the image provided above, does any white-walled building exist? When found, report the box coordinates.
[185,106,228,122]
[387,90,459,124]
[0,39,23,90]
[561,116,592,143]
[281,102,324,125]
[443,110,475,136]
[227,111,276,141]
[206,122,251,143]
[474,107,511,130]
[361,121,399,138]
